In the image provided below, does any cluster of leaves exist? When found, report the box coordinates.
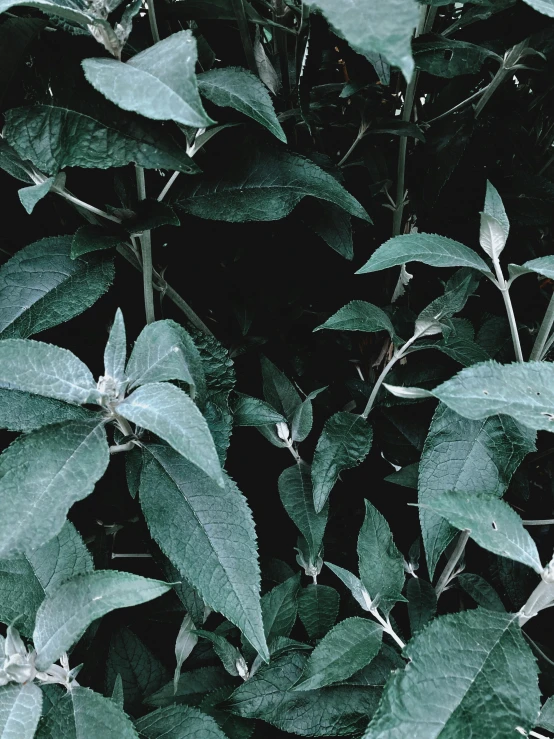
[5,0,554,737]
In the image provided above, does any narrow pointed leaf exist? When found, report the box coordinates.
[232,393,286,426]
[194,630,243,677]
[145,667,231,708]
[262,573,301,642]
[480,213,507,260]
[174,615,198,692]
[135,705,228,739]
[261,356,302,422]
[315,301,397,341]
[104,309,127,384]
[279,464,328,562]
[457,573,506,612]
[326,563,373,612]
[298,585,340,641]
[484,181,509,237]
[407,578,436,636]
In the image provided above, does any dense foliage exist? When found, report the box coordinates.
[4,0,554,736]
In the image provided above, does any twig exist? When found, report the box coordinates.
[523,519,554,526]
[493,258,523,362]
[531,291,554,361]
[435,530,470,598]
[158,171,181,202]
[231,0,257,74]
[135,166,155,325]
[147,0,160,43]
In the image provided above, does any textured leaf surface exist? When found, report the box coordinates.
[315,301,397,341]
[298,585,340,641]
[414,37,496,78]
[135,705,228,739]
[0,683,42,739]
[294,618,382,691]
[0,419,108,558]
[311,412,373,512]
[356,233,493,277]
[262,574,301,643]
[538,696,554,732]
[18,177,55,214]
[522,0,554,16]
[103,308,126,385]
[458,573,505,612]
[363,609,540,738]
[173,145,370,223]
[140,444,268,660]
[82,31,213,128]
[145,667,231,708]
[407,578,436,636]
[0,236,113,339]
[509,255,554,282]
[195,630,243,677]
[118,382,223,487]
[418,404,535,577]
[232,393,286,426]
[198,66,286,142]
[33,571,171,670]
[279,465,328,562]
[0,389,95,432]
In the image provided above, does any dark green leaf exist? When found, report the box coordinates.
[298,585,340,640]
[301,200,354,260]
[261,356,302,422]
[407,578,436,635]
[314,301,397,341]
[262,573,301,643]
[0,17,46,105]
[71,226,125,259]
[414,36,498,77]
[194,630,244,677]
[458,573,505,611]
[145,667,232,708]
[278,464,328,563]
[135,705,229,739]
[232,393,286,426]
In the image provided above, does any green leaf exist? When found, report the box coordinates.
[33,571,172,670]
[82,31,213,128]
[407,578,436,635]
[311,412,373,513]
[0,237,114,339]
[104,309,127,385]
[0,683,42,739]
[173,145,371,223]
[4,105,198,175]
[385,463,418,489]
[326,563,374,612]
[538,696,554,732]
[140,444,268,661]
[261,356,302,422]
[194,630,244,677]
[278,465,328,563]
[262,573,301,643]
[293,617,382,692]
[301,201,354,260]
[363,609,540,738]
[174,615,198,692]
[0,389,95,432]
[306,0,419,81]
[314,301,397,342]
[35,686,138,739]
[457,573,505,611]
[431,360,554,431]
[298,585,340,641]
[509,255,554,282]
[227,648,382,736]
[135,705,229,739]
[484,180,510,238]
[18,176,56,214]
[291,388,326,444]
[414,269,480,337]
[199,685,254,739]
[0,138,33,183]
[521,0,554,17]
[0,0,93,26]
[232,393,286,426]
[356,233,493,278]
[0,521,93,637]
[346,644,404,686]
[421,492,543,574]
[145,666,231,708]
[358,500,405,615]
[71,226,124,259]
[198,67,286,142]
[0,419,108,558]
[418,404,535,577]
[118,383,223,487]
[414,36,497,77]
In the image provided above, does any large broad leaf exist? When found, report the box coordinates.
[414,36,498,78]
[227,648,382,736]
[0,0,93,26]
[278,465,328,563]
[145,666,231,708]
[311,412,373,513]
[356,233,493,278]
[0,237,113,339]
[3,105,198,176]
[0,683,42,739]
[297,585,340,641]
[139,444,268,661]
[82,31,213,128]
[172,145,371,223]
[522,0,554,16]
[33,571,171,670]
[0,522,93,637]
[35,686,138,739]
[135,705,228,739]
[118,382,223,488]
[421,492,543,574]
[363,609,540,738]
[0,419,108,558]
[198,67,286,142]
[293,618,382,691]
[314,301,397,342]
[0,389,95,432]
[306,0,419,81]
[0,139,33,183]
[431,360,554,431]
[358,500,405,615]
[418,404,535,577]
[0,339,99,404]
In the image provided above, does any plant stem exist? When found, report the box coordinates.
[493,258,524,362]
[530,291,554,361]
[158,171,180,202]
[435,530,470,598]
[135,165,155,325]
[147,0,160,43]
[523,519,554,526]
[370,608,405,649]
[338,131,364,167]
[231,0,257,74]
[519,579,554,626]
[56,191,122,223]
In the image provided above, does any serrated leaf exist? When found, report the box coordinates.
[418,403,535,577]
[315,301,397,341]
[0,419,108,558]
[135,705,228,739]
[0,0,93,26]
[458,573,505,611]
[356,233,493,278]
[414,36,497,77]
[414,269,480,337]
[306,0,419,81]
[0,683,42,739]
[104,308,126,385]
[33,571,171,670]
[346,644,404,687]
[363,609,540,738]
[194,630,243,677]
[326,563,373,612]
[35,686,138,739]
[173,145,370,223]
[82,31,213,128]
[198,67,286,142]
[298,585,340,640]
[262,573,301,643]
[18,176,55,214]
[358,500,405,615]
[508,255,554,282]
[139,444,268,661]
[311,412,373,513]
[232,393,286,426]
[0,237,114,339]
[480,212,507,261]
[421,492,542,574]
[278,465,328,563]
[484,180,509,238]
[118,383,223,487]
[71,226,124,259]
[174,615,198,692]
[261,356,302,422]
[0,389,96,432]
[407,578,436,636]
[294,617,382,692]
[145,667,231,708]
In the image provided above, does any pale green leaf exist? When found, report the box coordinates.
[118,382,223,487]
[232,393,286,426]
[174,615,198,692]
[261,356,302,422]
[311,412,373,513]
[139,444,268,661]
[82,31,213,128]
[356,233,493,278]
[521,0,554,17]
[278,464,328,563]
[0,0,93,26]
[458,573,505,612]
[33,571,172,670]
[326,563,373,612]
[314,301,397,341]
[406,578,436,636]
[135,705,228,739]
[509,255,554,282]
[480,213,507,261]
[198,66,286,142]
[103,308,127,385]
[0,389,96,432]
[538,696,554,732]
[363,609,540,738]
[194,630,243,677]
[0,419,109,558]
[0,683,42,739]
[293,617,382,692]
[484,180,509,238]
[18,177,55,214]
[0,237,114,339]
[297,584,340,641]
